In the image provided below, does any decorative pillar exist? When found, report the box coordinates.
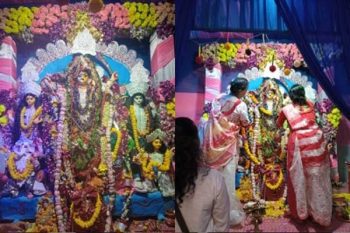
[204,63,222,104]
[0,36,17,91]
[150,32,175,88]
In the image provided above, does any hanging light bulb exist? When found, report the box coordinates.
[88,0,104,13]
[269,55,276,72]
[245,38,251,56]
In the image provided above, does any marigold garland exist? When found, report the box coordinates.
[129,105,150,152]
[111,127,122,161]
[137,149,173,180]
[157,149,173,172]
[20,106,43,130]
[248,93,259,104]
[7,152,34,181]
[241,128,260,165]
[259,106,273,116]
[263,165,283,190]
[70,193,102,229]
[265,197,286,218]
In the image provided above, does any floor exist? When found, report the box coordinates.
[231,184,350,232]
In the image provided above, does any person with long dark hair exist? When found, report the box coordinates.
[202,77,249,225]
[175,117,229,232]
[277,84,332,226]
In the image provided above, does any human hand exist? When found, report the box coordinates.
[149,101,156,109]
[33,116,43,124]
[111,72,118,82]
[106,72,118,90]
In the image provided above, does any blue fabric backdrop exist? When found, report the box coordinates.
[176,0,350,119]
[175,0,291,93]
[275,0,350,119]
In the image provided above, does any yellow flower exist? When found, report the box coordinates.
[0,116,8,126]
[98,162,108,174]
[0,104,6,114]
[202,113,209,121]
[71,194,102,229]
[166,102,175,111]
[8,152,34,180]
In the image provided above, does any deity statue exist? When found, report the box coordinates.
[70,184,106,233]
[64,55,110,176]
[258,78,283,130]
[125,81,158,192]
[13,81,44,157]
[257,79,285,201]
[133,129,175,196]
[1,137,46,198]
[1,81,47,198]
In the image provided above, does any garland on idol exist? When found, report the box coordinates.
[70,193,103,229]
[129,105,151,153]
[7,152,34,181]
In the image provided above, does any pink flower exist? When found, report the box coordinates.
[40,6,48,14]
[46,21,53,27]
[60,12,68,19]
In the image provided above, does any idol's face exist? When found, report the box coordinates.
[152,139,162,151]
[78,71,89,85]
[26,95,36,106]
[134,95,144,105]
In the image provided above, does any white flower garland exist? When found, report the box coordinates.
[104,102,115,232]
[54,88,67,232]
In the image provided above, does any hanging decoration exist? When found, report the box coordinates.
[0,1,175,42]
[197,42,305,71]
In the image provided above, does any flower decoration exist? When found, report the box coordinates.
[199,42,306,71]
[66,11,102,43]
[2,2,174,42]
[201,43,219,64]
[0,104,8,126]
[0,7,36,35]
[31,5,66,35]
[166,98,175,118]
[0,29,5,41]
[70,193,103,229]
[205,57,216,71]
[159,80,174,102]
[124,2,156,28]
[217,42,239,64]
[20,26,33,43]
[316,98,342,144]
[327,107,341,129]
[130,25,153,40]
[158,80,175,146]
[156,20,174,39]
[203,102,212,114]
[91,3,130,42]
[8,152,34,180]
[316,98,333,113]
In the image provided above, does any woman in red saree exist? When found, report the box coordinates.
[277,84,332,226]
[202,77,250,225]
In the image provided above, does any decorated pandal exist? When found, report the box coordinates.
[200,41,343,223]
[0,1,175,232]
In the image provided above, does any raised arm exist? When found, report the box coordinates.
[276,110,286,128]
